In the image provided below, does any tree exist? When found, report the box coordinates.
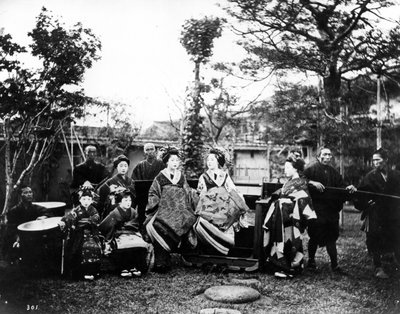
[85,99,141,160]
[224,0,400,114]
[180,16,225,177]
[0,7,101,215]
[202,73,258,145]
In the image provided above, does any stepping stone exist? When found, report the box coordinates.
[204,285,260,304]
[229,278,262,290]
[200,309,241,314]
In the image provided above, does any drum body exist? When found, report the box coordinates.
[17,217,63,275]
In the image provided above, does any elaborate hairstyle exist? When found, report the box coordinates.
[286,153,306,172]
[113,154,130,168]
[161,146,180,164]
[373,147,388,159]
[208,148,226,167]
[114,188,132,204]
[78,181,95,198]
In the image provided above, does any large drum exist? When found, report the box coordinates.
[32,202,66,216]
[17,217,63,276]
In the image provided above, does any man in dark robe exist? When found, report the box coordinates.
[131,143,165,226]
[303,147,356,272]
[354,148,400,279]
[4,186,52,263]
[70,145,109,205]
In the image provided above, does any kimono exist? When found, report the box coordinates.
[194,170,249,255]
[303,160,346,246]
[99,205,152,273]
[131,158,166,226]
[145,169,197,267]
[263,177,316,275]
[354,168,400,256]
[97,174,136,219]
[131,159,166,181]
[61,204,102,278]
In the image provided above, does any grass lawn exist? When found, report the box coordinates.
[0,209,399,314]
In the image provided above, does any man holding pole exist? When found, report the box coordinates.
[303,147,356,273]
[354,148,400,279]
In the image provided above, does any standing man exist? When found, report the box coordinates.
[131,143,165,181]
[131,143,165,226]
[70,145,109,205]
[303,147,356,272]
[354,148,400,279]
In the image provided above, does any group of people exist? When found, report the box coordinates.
[5,143,400,281]
[5,144,251,280]
[263,147,400,279]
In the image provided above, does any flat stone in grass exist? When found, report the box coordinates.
[204,285,260,304]
[228,278,262,290]
[199,309,241,314]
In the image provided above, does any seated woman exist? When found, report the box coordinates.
[194,148,250,255]
[97,155,136,219]
[99,189,153,278]
[145,147,197,273]
[59,184,102,280]
[263,153,316,278]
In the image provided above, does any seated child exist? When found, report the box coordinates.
[59,184,102,280]
[99,188,153,278]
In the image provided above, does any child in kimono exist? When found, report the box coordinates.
[59,185,102,280]
[99,189,153,278]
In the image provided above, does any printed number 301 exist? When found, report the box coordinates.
[27,305,38,310]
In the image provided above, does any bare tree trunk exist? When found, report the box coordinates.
[2,117,13,219]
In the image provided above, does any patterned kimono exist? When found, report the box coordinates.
[145,170,197,254]
[97,174,136,219]
[194,170,249,255]
[61,204,102,277]
[99,205,152,273]
[263,177,316,275]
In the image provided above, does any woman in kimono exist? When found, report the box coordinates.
[145,147,197,273]
[194,148,250,255]
[99,189,153,278]
[97,155,136,219]
[263,153,316,278]
[59,184,102,280]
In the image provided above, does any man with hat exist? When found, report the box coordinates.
[70,145,109,206]
[97,155,136,219]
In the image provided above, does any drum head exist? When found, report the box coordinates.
[17,217,63,232]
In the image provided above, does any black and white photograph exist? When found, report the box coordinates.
[0,0,400,313]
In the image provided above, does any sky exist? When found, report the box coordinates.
[0,0,262,128]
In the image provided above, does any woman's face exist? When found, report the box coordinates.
[80,195,93,208]
[167,154,180,171]
[284,161,297,178]
[117,161,129,175]
[207,154,219,170]
[120,196,132,209]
